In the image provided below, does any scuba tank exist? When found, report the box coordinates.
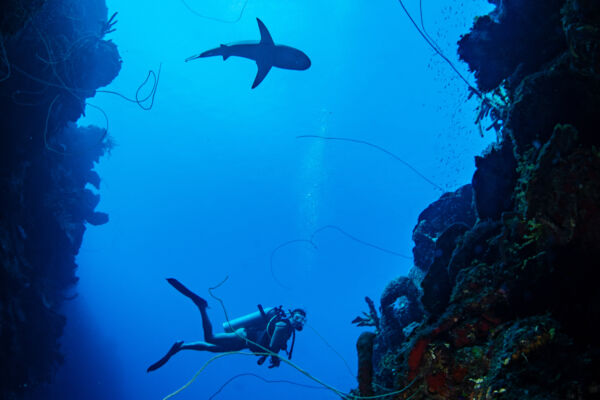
[222,305,275,332]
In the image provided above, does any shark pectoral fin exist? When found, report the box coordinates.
[252,62,272,89]
[256,18,274,46]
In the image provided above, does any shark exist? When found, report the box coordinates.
[186,18,311,89]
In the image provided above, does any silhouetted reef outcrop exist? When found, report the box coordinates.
[0,0,119,398]
[355,0,600,398]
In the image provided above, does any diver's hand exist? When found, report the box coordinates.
[257,355,267,365]
[268,356,281,368]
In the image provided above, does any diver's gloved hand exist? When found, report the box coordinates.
[257,355,268,365]
[268,356,281,368]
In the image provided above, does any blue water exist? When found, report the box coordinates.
[41,0,493,399]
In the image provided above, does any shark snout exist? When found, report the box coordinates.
[275,46,311,71]
[298,52,311,70]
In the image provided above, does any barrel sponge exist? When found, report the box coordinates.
[356,331,376,396]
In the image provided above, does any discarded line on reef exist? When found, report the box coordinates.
[209,372,326,400]
[396,0,481,98]
[179,0,249,23]
[296,135,445,192]
[270,224,412,291]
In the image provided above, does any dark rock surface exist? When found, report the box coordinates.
[507,55,600,153]
[457,0,566,92]
[472,141,517,220]
[354,0,600,398]
[411,184,476,276]
[0,0,119,398]
[420,223,470,317]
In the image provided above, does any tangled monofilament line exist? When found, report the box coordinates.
[97,64,162,111]
[208,372,326,399]
[0,33,10,83]
[5,19,161,155]
[396,0,481,98]
[42,95,109,155]
[296,135,445,192]
[398,0,508,135]
[179,0,249,23]
[270,224,412,290]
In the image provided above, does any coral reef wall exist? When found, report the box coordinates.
[0,1,119,398]
[355,0,600,398]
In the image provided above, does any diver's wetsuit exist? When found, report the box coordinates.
[147,279,297,372]
[246,318,293,354]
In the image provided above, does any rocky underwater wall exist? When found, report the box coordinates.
[355,0,600,399]
[0,0,119,398]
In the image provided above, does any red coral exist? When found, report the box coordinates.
[408,338,430,379]
[426,373,447,394]
[452,326,474,348]
[432,316,459,336]
[452,366,468,383]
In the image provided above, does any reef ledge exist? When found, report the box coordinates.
[354,0,600,398]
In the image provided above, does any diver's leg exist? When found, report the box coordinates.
[205,330,248,351]
[147,341,184,372]
[180,341,226,352]
[198,305,217,342]
[166,278,208,308]
[165,278,216,342]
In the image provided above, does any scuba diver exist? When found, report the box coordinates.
[147,278,306,371]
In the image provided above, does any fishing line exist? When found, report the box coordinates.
[270,225,411,290]
[179,0,249,23]
[306,322,402,394]
[306,323,355,378]
[10,87,51,106]
[42,94,61,153]
[311,225,412,259]
[97,64,162,110]
[270,239,317,290]
[208,372,326,400]
[0,32,10,83]
[9,23,161,111]
[296,135,445,192]
[396,0,482,98]
[44,95,110,155]
[418,0,443,55]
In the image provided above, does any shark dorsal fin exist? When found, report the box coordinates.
[256,18,274,45]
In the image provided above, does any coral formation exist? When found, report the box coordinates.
[457,0,566,92]
[356,332,376,396]
[355,0,600,398]
[411,184,476,283]
[0,0,119,398]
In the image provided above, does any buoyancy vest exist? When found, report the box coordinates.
[226,305,297,359]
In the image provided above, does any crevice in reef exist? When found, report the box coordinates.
[355,0,600,398]
[0,0,119,398]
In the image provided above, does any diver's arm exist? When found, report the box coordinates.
[267,322,291,367]
[269,321,291,352]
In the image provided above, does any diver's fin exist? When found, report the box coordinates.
[147,341,184,372]
[252,62,272,89]
[166,278,208,308]
[256,18,274,46]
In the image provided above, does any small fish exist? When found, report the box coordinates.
[186,18,311,89]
